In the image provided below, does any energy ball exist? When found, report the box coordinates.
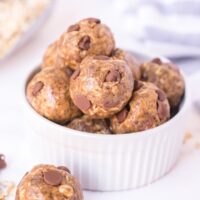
[111,81,170,134]
[111,48,141,80]
[141,58,185,108]
[16,164,83,200]
[42,41,58,68]
[42,41,68,69]
[27,67,81,124]
[70,56,134,118]
[67,115,111,134]
[57,17,115,70]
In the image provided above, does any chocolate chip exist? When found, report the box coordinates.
[71,68,80,80]
[105,70,120,82]
[44,170,63,186]
[156,90,166,101]
[116,108,128,123]
[94,55,110,60]
[151,58,162,65]
[0,154,6,170]
[78,36,91,50]
[57,166,71,174]
[86,17,101,24]
[67,24,80,32]
[157,101,169,121]
[74,94,91,111]
[32,81,44,96]
[65,68,74,77]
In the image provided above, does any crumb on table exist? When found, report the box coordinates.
[183,132,193,144]
[0,181,15,200]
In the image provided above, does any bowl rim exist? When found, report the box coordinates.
[22,50,190,141]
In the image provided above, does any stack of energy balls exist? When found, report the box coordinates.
[27,18,185,134]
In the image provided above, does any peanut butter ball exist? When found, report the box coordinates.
[26,67,81,124]
[70,56,134,118]
[141,58,185,108]
[16,164,83,200]
[42,41,58,68]
[111,48,141,80]
[57,17,115,70]
[67,115,111,134]
[42,41,68,69]
[111,81,170,134]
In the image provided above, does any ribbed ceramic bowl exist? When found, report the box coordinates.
[23,51,190,191]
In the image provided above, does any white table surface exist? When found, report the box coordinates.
[1,0,200,199]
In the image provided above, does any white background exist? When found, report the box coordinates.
[1,0,200,199]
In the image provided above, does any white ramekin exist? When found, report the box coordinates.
[22,51,190,191]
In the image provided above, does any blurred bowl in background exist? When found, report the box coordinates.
[0,0,56,64]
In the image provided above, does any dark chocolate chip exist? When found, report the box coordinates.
[157,101,169,121]
[57,166,71,174]
[94,55,110,60]
[67,24,80,32]
[74,94,91,111]
[105,70,120,82]
[78,36,91,50]
[71,68,80,80]
[32,81,44,96]
[86,17,101,24]
[151,58,162,65]
[43,170,63,186]
[156,90,167,101]
[116,108,128,123]
[0,154,6,170]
